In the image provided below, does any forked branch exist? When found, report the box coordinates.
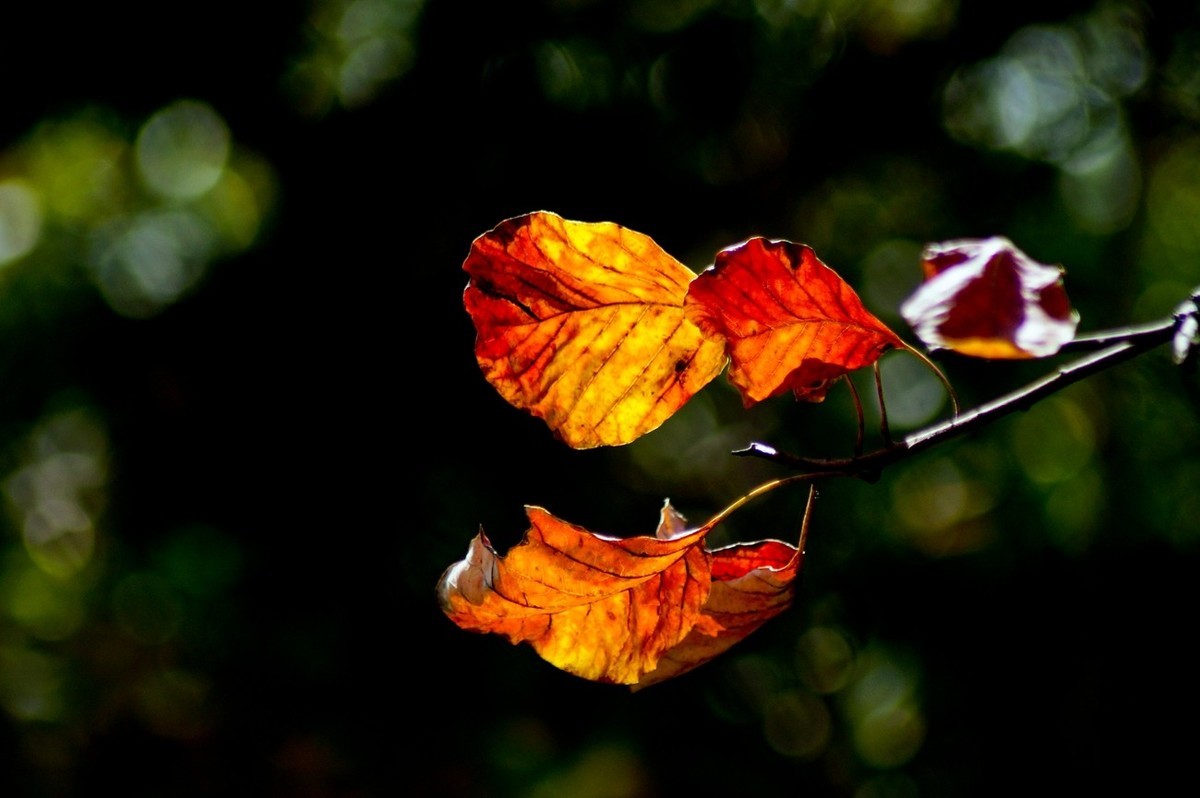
[737,289,1199,482]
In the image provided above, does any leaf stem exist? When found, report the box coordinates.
[797,484,815,554]
[705,473,841,530]
[844,375,865,456]
[901,342,960,416]
[873,362,892,446]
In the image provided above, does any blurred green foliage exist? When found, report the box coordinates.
[0,0,1198,796]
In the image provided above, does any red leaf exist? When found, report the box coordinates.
[900,237,1079,359]
[632,537,802,690]
[437,501,804,688]
[684,237,904,406]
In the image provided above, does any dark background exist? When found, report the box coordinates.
[1,1,1198,796]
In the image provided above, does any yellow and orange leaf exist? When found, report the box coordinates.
[462,211,727,449]
[684,237,904,406]
[437,501,804,689]
[899,236,1079,359]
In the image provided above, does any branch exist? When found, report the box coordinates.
[735,293,1198,482]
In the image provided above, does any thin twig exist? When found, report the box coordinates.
[901,342,960,415]
[873,362,891,446]
[843,375,865,456]
[797,483,816,556]
[1058,317,1176,352]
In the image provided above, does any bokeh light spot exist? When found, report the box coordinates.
[877,352,948,430]
[135,668,215,740]
[22,498,95,579]
[1,103,275,318]
[1,558,86,641]
[862,238,925,327]
[941,4,1148,233]
[0,645,65,722]
[536,40,616,110]
[707,652,790,723]
[752,0,808,27]
[23,116,129,224]
[87,210,217,318]
[1133,279,1196,324]
[288,0,425,115]
[1011,395,1096,485]
[843,649,925,768]
[339,33,414,107]
[1057,130,1140,233]
[857,0,958,54]
[4,409,108,579]
[136,100,230,200]
[0,179,43,266]
[1044,467,1103,554]
[762,689,832,759]
[620,390,779,527]
[197,166,266,250]
[529,743,649,798]
[795,625,856,694]
[793,161,945,265]
[339,0,406,42]
[1144,137,1200,280]
[853,702,926,768]
[1162,29,1200,121]
[889,457,996,554]
[336,0,421,107]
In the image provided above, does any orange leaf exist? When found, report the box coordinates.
[899,236,1079,359]
[684,237,904,406]
[462,211,727,449]
[437,502,803,688]
[632,537,802,691]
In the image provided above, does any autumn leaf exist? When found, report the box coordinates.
[462,211,727,449]
[684,237,905,406]
[632,535,803,691]
[437,498,805,689]
[899,236,1079,359]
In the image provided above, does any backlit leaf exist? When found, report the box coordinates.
[437,502,803,689]
[632,536,802,691]
[684,237,904,406]
[899,236,1079,359]
[463,211,727,449]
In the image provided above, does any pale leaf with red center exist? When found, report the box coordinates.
[462,211,727,449]
[438,501,804,688]
[899,236,1079,359]
[684,237,904,406]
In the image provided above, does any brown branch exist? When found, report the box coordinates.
[1057,317,1176,352]
[735,303,1193,482]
